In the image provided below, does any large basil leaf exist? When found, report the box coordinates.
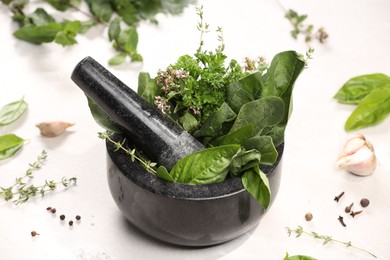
[345,87,390,131]
[0,134,25,160]
[193,102,236,143]
[0,97,28,126]
[242,166,271,209]
[86,96,121,132]
[334,74,390,104]
[262,51,305,124]
[244,135,278,165]
[137,72,158,104]
[225,72,263,113]
[170,144,241,184]
[229,96,285,135]
[230,149,261,176]
[211,125,253,147]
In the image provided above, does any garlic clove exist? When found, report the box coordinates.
[36,121,75,137]
[336,134,377,176]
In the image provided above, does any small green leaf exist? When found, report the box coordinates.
[179,112,198,132]
[334,74,390,104]
[89,0,113,22]
[156,166,174,182]
[212,125,253,147]
[86,96,121,132]
[13,23,62,44]
[130,52,143,62]
[108,17,121,41]
[242,166,271,209]
[44,0,71,11]
[345,87,390,131]
[244,135,278,165]
[0,97,28,126]
[108,53,127,65]
[230,149,261,176]
[137,72,158,104]
[30,8,55,26]
[170,144,241,184]
[0,134,25,160]
[54,20,81,46]
[118,27,138,53]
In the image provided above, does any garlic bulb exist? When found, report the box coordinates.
[36,121,75,137]
[336,134,377,176]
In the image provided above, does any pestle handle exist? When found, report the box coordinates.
[71,56,204,170]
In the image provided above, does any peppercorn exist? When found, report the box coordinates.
[360,198,370,208]
[60,214,65,221]
[46,207,52,211]
[75,215,81,221]
[31,231,39,237]
[305,212,313,221]
[69,220,74,226]
[51,208,56,214]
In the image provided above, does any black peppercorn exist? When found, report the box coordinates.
[305,212,313,221]
[360,198,370,207]
[75,215,81,221]
[51,208,56,214]
[69,220,74,226]
[60,215,65,221]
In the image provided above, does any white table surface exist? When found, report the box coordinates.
[1,0,390,259]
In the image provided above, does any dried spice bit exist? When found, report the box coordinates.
[345,202,354,213]
[334,191,345,202]
[75,215,81,221]
[350,210,363,218]
[36,121,75,138]
[60,214,65,221]
[51,208,57,214]
[31,231,39,237]
[304,212,313,221]
[360,198,370,208]
[338,215,347,227]
[69,220,74,226]
[46,206,52,211]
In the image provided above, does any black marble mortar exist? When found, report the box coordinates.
[106,133,284,247]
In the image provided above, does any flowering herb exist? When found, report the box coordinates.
[0,150,77,204]
[334,73,390,131]
[286,226,377,258]
[1,0,194,64]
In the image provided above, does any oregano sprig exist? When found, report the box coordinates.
[0,150,77,204]
[286,226,377,258]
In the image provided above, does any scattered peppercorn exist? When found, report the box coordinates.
[31,231,39,237]
[69,220,74,226]
[345,202,354,213]
[338,215,347,227]
[305,212,313,221]
[51,208,56,214]
[60,214,65,221]
[334,191,345,202]
[350,210,363,218]
[46,207,52,211]
[360,198,370,208]
[75,215,81,221]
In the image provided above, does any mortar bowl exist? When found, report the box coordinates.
[106,133,284,247]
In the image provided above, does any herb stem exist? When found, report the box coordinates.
[286,226,377,258]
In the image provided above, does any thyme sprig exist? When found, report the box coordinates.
[0,150,77,204]
[98,131,157,174]
[286,226,377,258]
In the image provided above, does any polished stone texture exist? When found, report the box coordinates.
[106,133,284,247]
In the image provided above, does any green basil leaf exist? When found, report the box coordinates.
[13,23,62,44]
[265,124,285,147]
[334,73,390,104]
[212,125,253,147]
[108,53,127,65]
[345,87,390,131]
[178,112,198,132]
[244,135,278,165]
[30,8,55,26]
[89,0,113,23]
[230,149,261,176]
[229,96,285,135]
[242,166,270,209]
[86,96,121,132]
[170,144,241,184]
[44,0,71,11]
[262,51,305,124]
[130,52,143,62]
[225,72,263,113]
[0,97,28,126]
[108,17,121,41]
[284,252,318,260]
[117,4,138,26]
[137,72,158,104]
[193,102,237,142]
[118,27,138,53]
[156,165,174,182]
[54,21,81,46]
[0,134,25,160]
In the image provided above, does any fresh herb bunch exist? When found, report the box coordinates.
[1,0,194,64]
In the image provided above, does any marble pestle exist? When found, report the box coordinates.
[71,56,204,170]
